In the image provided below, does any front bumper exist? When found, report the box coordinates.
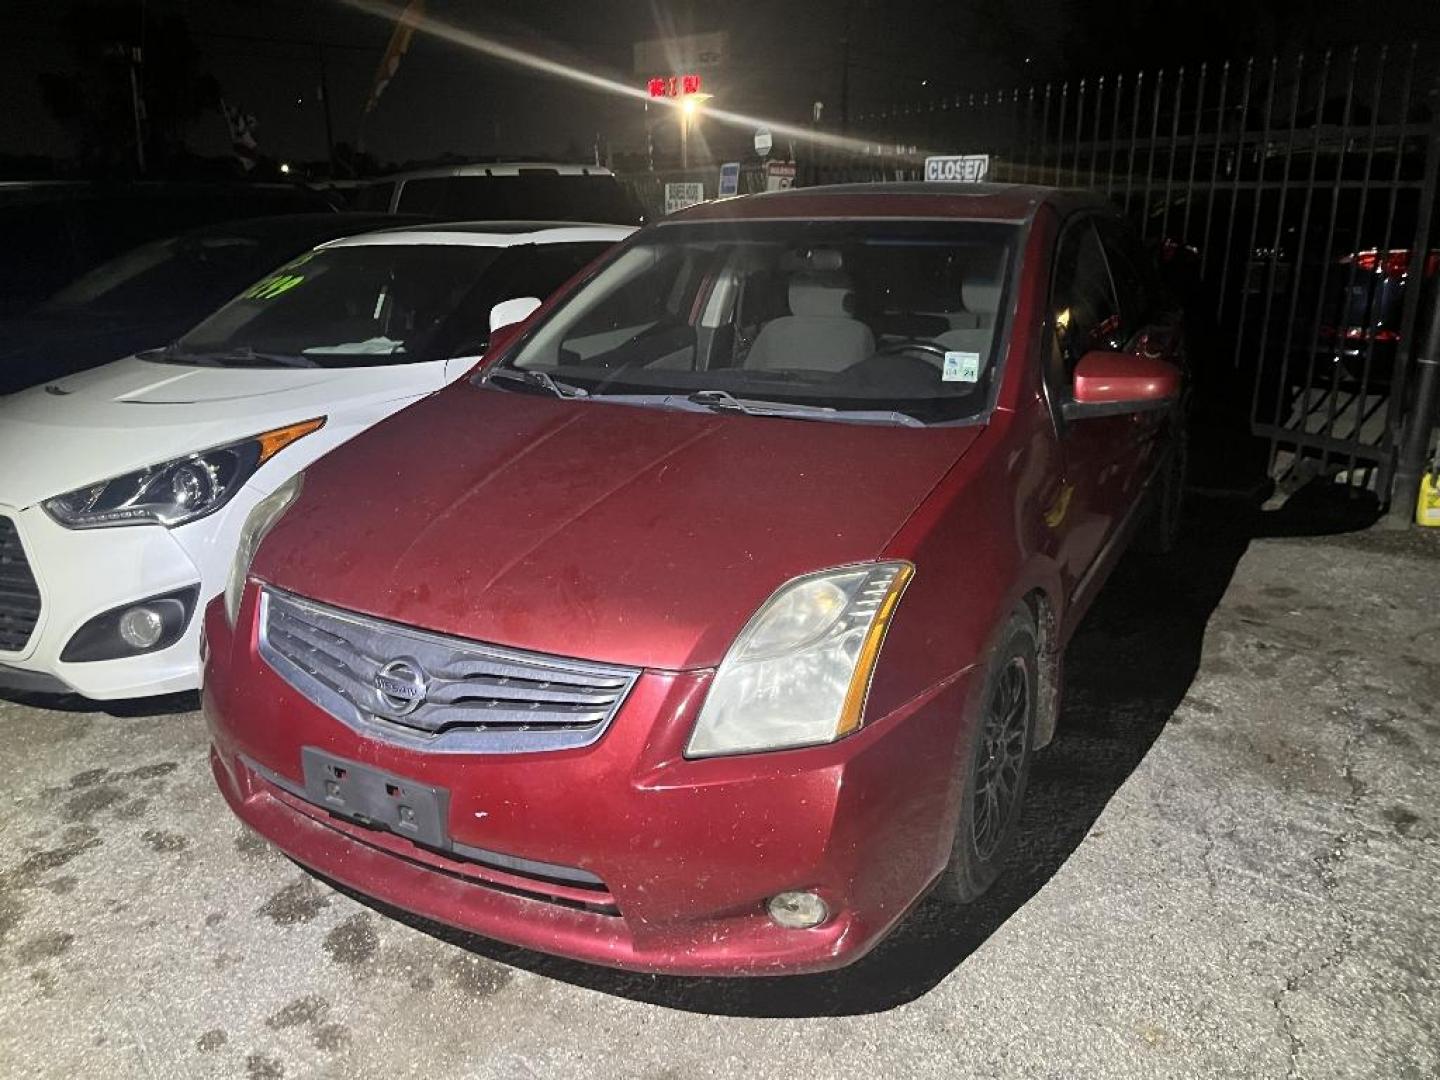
[0,501,211,699]
[0,662,70,695]
[205,588,977,976]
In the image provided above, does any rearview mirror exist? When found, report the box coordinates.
[489,296,542,333]
[1063,350,1181,420]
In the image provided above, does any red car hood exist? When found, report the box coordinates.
[253,384,983,671]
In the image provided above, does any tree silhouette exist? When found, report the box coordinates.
[38,1,222,176]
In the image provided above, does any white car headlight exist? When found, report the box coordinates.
[224,473,304,627]
[42,418,324,530]
[686,561,915,758]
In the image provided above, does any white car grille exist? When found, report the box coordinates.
[0,516,41,653]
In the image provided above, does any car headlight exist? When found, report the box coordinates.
[224,473,303,627]
[686,561,915,758]
[42,418,324,530]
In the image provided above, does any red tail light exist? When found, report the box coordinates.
[1352,250,1408,275]
[1348,250,1440,277]
[1343,327,1401,343]
[1321,325,1402,344]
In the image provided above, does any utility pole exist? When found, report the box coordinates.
[645,100,654,172]
[316,42,337,176]
[839,0,853,134]
[128,49,146,174]
[109,42,147,174]
[133,0,147,174]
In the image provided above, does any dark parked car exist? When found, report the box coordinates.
[0,212,419,396]
[0,181,338,319]
[206,183,1187,976]
[1315,246,1438,388]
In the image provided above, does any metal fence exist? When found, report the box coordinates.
[792,45,1440,500]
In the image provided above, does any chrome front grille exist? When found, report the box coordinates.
[0,516,41,653]
[257,588,640,754]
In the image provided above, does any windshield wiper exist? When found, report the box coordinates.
[686,389,833,416]
[682,389,924,427]
[485,368,589,399]
[479,375,923,425]
[152,345,318,369]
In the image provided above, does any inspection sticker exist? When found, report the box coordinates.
[943,351,981,382]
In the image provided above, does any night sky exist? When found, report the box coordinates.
[1,0,1436,171]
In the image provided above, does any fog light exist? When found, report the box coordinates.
[60,586,199,663]
[118,606,165,650]
[767,891,829,929]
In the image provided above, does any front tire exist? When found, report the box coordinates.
[939,608,1038,905]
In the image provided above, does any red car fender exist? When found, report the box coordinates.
[870,205,1069,741]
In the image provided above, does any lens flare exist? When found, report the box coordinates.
[341,0,931,162]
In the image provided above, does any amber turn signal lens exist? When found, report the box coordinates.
[835,562,916,737]
[256,417,326,465]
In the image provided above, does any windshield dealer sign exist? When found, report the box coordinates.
[925,154,991,183]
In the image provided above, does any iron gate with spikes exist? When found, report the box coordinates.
[798,45,1440,499]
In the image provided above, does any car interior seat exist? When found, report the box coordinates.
[746,253,876,373]
[960,274,1003,328]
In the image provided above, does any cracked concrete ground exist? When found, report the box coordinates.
[0,497,1436,1079]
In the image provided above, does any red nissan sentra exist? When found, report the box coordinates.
[204,184,1187,976]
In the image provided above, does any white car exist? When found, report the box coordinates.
[0,222,631,700]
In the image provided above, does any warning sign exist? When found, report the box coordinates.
[664,182,705,215]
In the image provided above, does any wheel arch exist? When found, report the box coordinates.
[1020,586,1062,749]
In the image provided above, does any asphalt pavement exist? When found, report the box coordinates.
[1,496,1436,1079]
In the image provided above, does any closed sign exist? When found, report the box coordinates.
[925,154,991,183]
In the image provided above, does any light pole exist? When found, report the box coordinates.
[681,96,695,169]
[679,93,711,171]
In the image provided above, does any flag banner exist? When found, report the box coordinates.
[221,99,258,172]
[364,0,427,115]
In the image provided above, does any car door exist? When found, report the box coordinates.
[1092,213,1185,503]
[1041,214,1138,602]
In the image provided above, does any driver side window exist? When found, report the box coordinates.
[1050,219,1123,382]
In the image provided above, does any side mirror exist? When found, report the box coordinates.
[1064,350,1181,420]
[489,296,542,333]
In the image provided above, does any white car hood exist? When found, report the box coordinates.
[0,356,441,508]
[61,360,355,405]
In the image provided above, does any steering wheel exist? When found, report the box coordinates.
[873,339,952,362]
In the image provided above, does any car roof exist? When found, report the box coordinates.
[373,163,616,182]
[663,182,1111,225]
[320,222,636,249]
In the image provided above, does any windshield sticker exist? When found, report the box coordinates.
[243,273,306,301]
[943,351,981,382]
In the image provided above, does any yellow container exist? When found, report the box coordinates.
[1419,471,1440,527]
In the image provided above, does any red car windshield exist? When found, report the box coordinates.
[497,219,1018,425]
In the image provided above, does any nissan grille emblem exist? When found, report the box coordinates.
[373,659,428,716]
